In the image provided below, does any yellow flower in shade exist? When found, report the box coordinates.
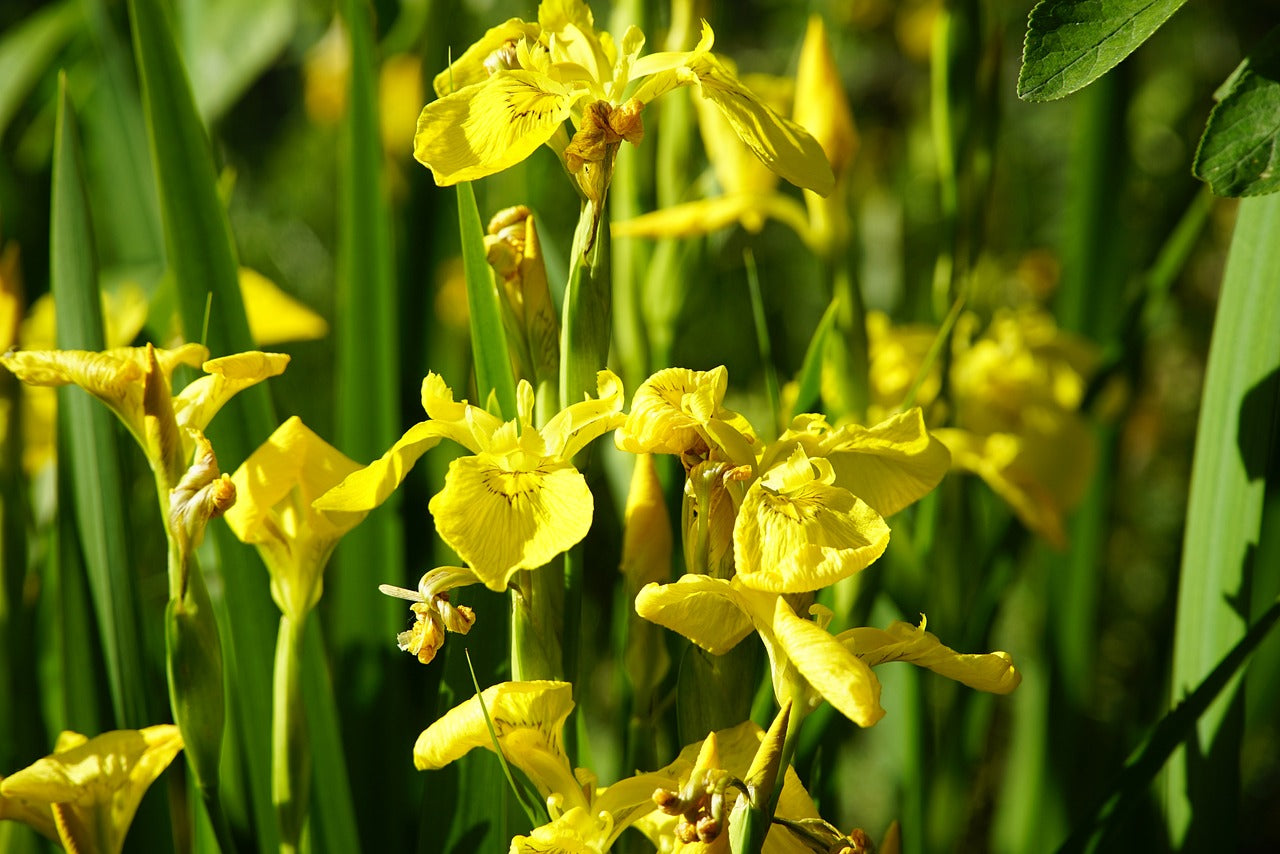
[414,0,832,200]
[222,416,370,621]
[414,681,821,853]
[868,306,1097,547]
[315,370,624,592]
[616,366,948,594]
[238,268,329,346]
[635,575,1020,728]
[0,725,183,854]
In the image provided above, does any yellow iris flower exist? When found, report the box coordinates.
[315,370,624,592]
[414,681,821,853]
[635,575,1020,728]
[414,0,833,200]
[868,305,1098,547]
[0,726,183,854]
[222,416,373,621]
[615,365,949,594]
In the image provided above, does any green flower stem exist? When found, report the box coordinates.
[510,563,564,682]
[273,613,311,854]
[164,537,235,854]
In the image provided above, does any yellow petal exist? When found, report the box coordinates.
[414,71,576,185]
[687,55,833,196]
[311,420,446,512]
[620,454,672,590]
[239,268,329,345]
[839,618,1021,694]
[510,807,604,854]
[0,725,183,854]
[0,774,58,843]
[611,193,811,240]
[429,454,593,591]
[633,576,754,655]
[542,368,625,459]
[432,18,541,97]
[173,351,290,435]
[770,598,883,727]
[933,428,1067,549]
[734,448,890,593]
[413,681,581,801]
[615,366,741,457]
[419,371,501,453]
[773,407,950,517]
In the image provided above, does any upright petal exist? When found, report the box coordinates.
[414,71,576,185]
[173,351,290,435]
[432,18,541,97]
[542,368,625,459]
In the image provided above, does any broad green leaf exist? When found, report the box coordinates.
[1017,0,1188,101]
[176,0,295,122]
[1193,28,1280,197]
[1165,192,1280,850]
[458,181,518,419]
[51,74,152,731]
[0,0,81,139]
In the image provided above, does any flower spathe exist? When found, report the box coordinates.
[223,416,367,620]
[316,370,624,591]
[414,0,832,197]
[0,725,183,854]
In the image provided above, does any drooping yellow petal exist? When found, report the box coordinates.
[238,268,329,345]
[610,193,811,241]
[769,597,883,727]
[414,71,576,185]
[0,725,183,854]
[686,54,833,196]
[0,775,58,843]
[771,407,950,517]
[413,681,583,806]
[310,420,446,513]
[633,575,755,655]
[734,447,890,593]
[839,618,1021,695]
[172,351,290,436]
[432,18,541,97]
[429,454,593,591]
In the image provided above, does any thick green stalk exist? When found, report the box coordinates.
[273,614,310,854]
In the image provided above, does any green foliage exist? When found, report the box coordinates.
[1193,28,1280,197]
[1018,0,1189,101]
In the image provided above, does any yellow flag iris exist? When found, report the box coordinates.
[0,726,183,854]
[315,370,624,591]
[414,0,832,198]
[414,681,821,853]
[616,366,949,594]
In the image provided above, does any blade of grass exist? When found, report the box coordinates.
[786,295,839,422]
[0,0,80,138]
[1165,191,1280,850]
[50,72,151,730]
[458,181,518,419]
[743,249,780,439]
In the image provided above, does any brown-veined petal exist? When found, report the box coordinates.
[414,71,578,186]
[734,448,890,593]
[429,454,593,591]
